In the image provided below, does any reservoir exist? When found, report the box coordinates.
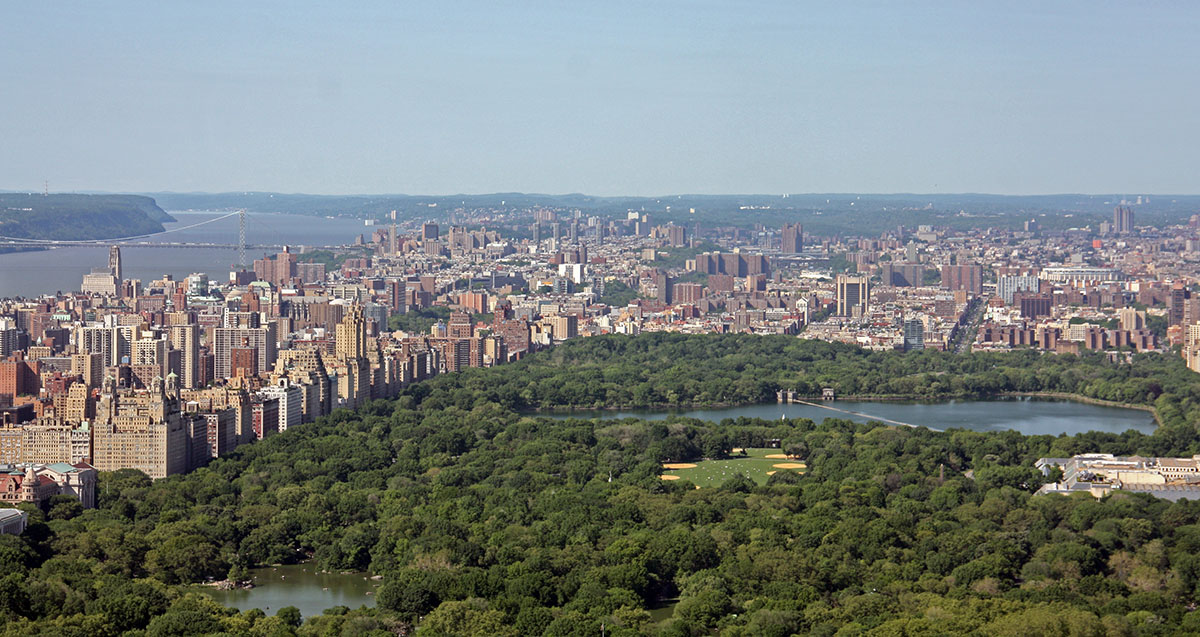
[203,563,380,618]
[542,397,1157,436]
[0,211,370,298]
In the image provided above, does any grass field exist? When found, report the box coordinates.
[660,448,805,487]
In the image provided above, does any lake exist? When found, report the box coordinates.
[0,211,370,298]
[541,397,1157,436]
[203,563,380,619]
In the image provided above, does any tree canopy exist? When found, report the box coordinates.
[3,333,1200,635]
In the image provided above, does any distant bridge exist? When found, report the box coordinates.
[1,240,285,250]
[0,210,302,255]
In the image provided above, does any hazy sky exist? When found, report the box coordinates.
[2,2,1197,196]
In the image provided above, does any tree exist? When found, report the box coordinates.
[46,494,83,521]
[416,599,518,637]
[276,606,301,628]
[378,579,439,622]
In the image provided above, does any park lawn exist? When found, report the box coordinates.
[661,447,805,487]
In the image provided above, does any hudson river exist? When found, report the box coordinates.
[0,211,371,298]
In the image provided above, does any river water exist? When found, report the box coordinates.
[203,563,380,618]
[543,397,1156,436]
[0,211,371,298]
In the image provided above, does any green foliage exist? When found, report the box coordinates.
[4,334,1200,633]
[598,280,641,307]
[827,253,853,273]
[296,248,371,270]
[388,306,451,334]
[648,242,719,269]
[0,194,172,240]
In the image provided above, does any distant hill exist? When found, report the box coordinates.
[0,194,174,241]
[144,191,1200,235]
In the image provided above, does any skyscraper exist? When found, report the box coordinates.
[880,263,924,287]
[213,323,277,379]
[335,305,368,361]
[941,264,983,295]
[422,223,439,241]
[836,274,869,317]
[781,223,802,254]
[903,318,925,351]
[332,305,372,409]
[168,324,199,389]
[1114,206,1135,234]
[998,274,1040,305]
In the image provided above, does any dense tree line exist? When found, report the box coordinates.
[0,194,171,241]
[2,334,1200,635]
[432,334,1200,446]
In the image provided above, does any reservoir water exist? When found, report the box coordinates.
[0,211,371,298]
[543,397,1157,436]
[203,563,380,618]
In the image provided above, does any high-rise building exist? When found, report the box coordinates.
[272,349,331,422]
[781,223,803,254]
[998,274,1040,305]
[880,263,924,287]
[1171,282,1189,326]
[81,270,119,297]
[447,311,474,339]
[61,382,93,424]
[1018,294,1053,319]
[333,306,371,409]
[654,271,674,305]
[836,274,870,317]
[902,318,925,351]
[674,282,704,305]
[1119,308,1146,331]
[665,224,686,248]
[213,324,277,379]
[230,341,259,379]
[132,337,168,375]
[941,264,983,295]
[261,381,302,432]
[1114,206,1135,234]
[77,326,127,367]
[0,354,40,400]
[168,324,199,389]
[0,319,17,359]
[71,352,104,388]
[92,377,189,479]
[422,223,439,241]
[547,315,578,340]
[335,305,369,361]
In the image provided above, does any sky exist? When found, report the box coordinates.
[1,1,1198,196]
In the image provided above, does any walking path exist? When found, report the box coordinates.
[790,400,942,432]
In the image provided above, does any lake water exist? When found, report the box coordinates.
[542,397,1157,436]
[0,211,371,298]
[203,563,380,618]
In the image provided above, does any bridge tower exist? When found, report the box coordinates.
[238,209,247,268]
[108,245,122,280]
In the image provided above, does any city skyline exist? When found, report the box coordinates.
[3,2,1199,196]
